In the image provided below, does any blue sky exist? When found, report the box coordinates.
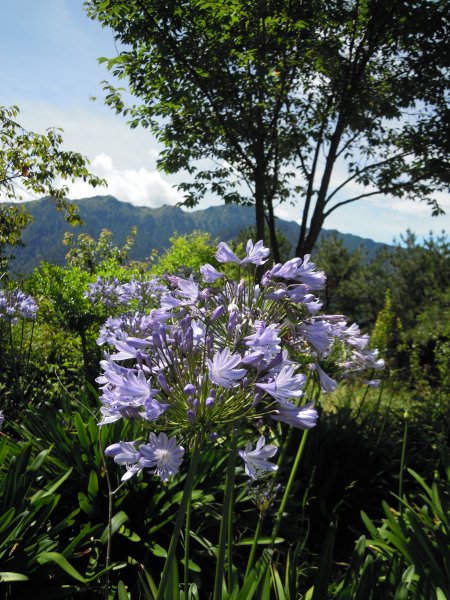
[1,0,449,244]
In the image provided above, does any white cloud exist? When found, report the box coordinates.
[68,153,184,208]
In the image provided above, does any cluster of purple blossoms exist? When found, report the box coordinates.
[86,276,167,310]
[97,240,382,482]
[0,288,38,324]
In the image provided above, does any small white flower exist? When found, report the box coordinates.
[239,436,278,480]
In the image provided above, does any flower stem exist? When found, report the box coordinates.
[213,429,237,600]
[399,411,408,515]
[271,429,309,544]
[156,439,201,600]
[244,512,263,581]
[184,489,192,596]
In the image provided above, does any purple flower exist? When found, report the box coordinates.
[140,432,185,482]
[207,348,247,388]
[86,277,121,308]
[175,276,200,303]
[215,242,241,264]
[256,366,306,402]
[215,240,270,266]
[200,264,224,283]
[271,401,318,429]
[341,348,385,372]
[244,322,281,361]
[297,320,333,356]
[0,289,38,323]
[265,255,326,290]
[241,240,270,266]
[143,397,170,421]
[238,436,278,480]
[314,363,337,393]
[105,441,142,481]
[365,379,382,388]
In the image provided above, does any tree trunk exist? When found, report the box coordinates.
[296,120,344,257]
[266,198,280,263]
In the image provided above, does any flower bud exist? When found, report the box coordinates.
[211,305,225,322]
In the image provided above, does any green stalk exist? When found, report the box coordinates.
[157,439,201,600]
[25,320,35,370]
[213,430,237,600]
[399,411,408,515]
[184,490,192,597]
[271,429,309,544]
[244,512,263,581]
[227,474,235,592]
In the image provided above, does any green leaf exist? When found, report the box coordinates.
[271,564,287,600]
[436,588,447,600]
[118,580,130,599]
[31,467,73,503]
[74,412,91,452]
[152,543,168,558]
[88,470,99,496]
[311,522,336,600]
[0,572,29,582]
[37,551,87,583]
[180,558,201,573]
[165,559,179,600]
[28,449,49,472]
[100,510,129,544]
[236,537,284,546]
[237,550,272,600]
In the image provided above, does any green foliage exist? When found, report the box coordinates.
[85,0,449,255]
[64,226,139,274]
[315,230,450,389]
[329,467,450,599]
[9,197,389,275]
[0,105,105,232]
[0,205,32,272]
[151,231,218,276]
[28,263,97,334]
[314,233,367,317]
[0,436,112,597]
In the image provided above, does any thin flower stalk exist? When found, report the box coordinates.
[271,429,310,545]
[156,439,201,600]
[214,430,237,600]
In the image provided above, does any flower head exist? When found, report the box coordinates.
[239,436,278,480]
[98,238,382,485]
[207,347,247,388]
[256,366,306,402]
[139,432,185,482]
[271,401,318,429]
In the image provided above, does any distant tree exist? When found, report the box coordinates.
[0,105,104,226]
[63,227,138,274]
[314,233,365,317]
[0,205,32,272]
[86,0,449,259]
[151,231,218,276]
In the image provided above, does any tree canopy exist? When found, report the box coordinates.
[86,0,449,256]
[0,105,105,271]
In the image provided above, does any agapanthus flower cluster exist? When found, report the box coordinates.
[97,240,382,482]
[86,276,167,310]
[0,288,38,324]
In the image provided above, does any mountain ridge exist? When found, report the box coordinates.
[7,195,388,273]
